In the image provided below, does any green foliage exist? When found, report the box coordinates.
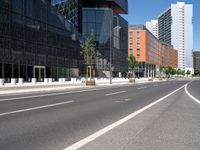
[186,70,191,75]
[128,55,138,71]
[80,32,96,66]
[194,70,200,76]
[176,69,182,75]
[165,66,176,75]
[128,55,138,78]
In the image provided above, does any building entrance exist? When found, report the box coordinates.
[34,66,46,82]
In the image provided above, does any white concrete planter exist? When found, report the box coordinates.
[0,78,4,86]
[18,78,23,85]
[48,78,52,84]
[62,78,65,83]
[32,78,36,84]
[44,78,48,84]
[11,78,16,85]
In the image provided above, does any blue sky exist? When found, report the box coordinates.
[122,0,200,51]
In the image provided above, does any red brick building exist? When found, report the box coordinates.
[128,25,177,77]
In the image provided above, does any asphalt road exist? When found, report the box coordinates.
[0,79,199,150]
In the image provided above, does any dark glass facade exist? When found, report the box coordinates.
[50,0,82,32]
[82,0,128,77]
[0,0,80,82]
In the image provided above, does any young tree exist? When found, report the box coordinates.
[186,70,191,77]
[128,55,138,82]
[80,32,96,83]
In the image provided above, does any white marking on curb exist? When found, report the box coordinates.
[137,86,147,90]
[63,84,187,150]
[0,100,74,117]
[185,84,200,104]
[105,91,126,96]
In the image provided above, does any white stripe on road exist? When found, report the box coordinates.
[185,84,200,104]
[0,87,112,102]
[0,100,74,117]
[153,84,158,87]
[63,84,187,150]
[105,91,126,96]
[137,86,147,90]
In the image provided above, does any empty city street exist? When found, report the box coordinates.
[0,79,200,150]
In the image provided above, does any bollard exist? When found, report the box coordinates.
[11,78,16,85]
[32,78,36,84]
[0,78,4,86]
[18,78,23,85]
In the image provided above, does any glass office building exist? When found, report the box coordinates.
[82,0,128,77]
[0,0,80,82]
[50,0,82,33]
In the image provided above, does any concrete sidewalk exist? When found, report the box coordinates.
[0,78,164,95]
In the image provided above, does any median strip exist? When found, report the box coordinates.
[0,100,74,117]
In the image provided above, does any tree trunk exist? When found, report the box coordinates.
[86,66,88,81]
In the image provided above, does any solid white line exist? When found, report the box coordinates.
[153,85,158,87]
[63,84,186,150]
[0,100,74,117]
[184,84,200,104]
[105,91,126,96]
[137,86,147,90]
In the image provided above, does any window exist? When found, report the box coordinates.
[129,32,133,36]
[136,43,140,48]
[137,48,140,54]
[129,38,133,42]
[136,38,140,43]
[129,49,133,53]
[136,32,140,37]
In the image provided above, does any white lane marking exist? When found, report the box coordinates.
[137,86,147,90]
[0,87,114,102]
[105,91,126,96]
[185,84,200,104]
[63,84,186,150]
[115,99,130,103]
[0,100,74,117]
[162,83,166,85]
[153,84,158,87]
[0,80,170,102]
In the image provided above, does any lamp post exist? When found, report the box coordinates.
[109,10,113,84]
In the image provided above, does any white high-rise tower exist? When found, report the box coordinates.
[145,20,158,38]
[158,2,193,72]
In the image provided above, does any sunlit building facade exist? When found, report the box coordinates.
[128,25,177,78]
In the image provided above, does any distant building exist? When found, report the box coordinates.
[145,20,158,39]
[158,2,193,72]
[128,25,177,78]
[193,51,200,70]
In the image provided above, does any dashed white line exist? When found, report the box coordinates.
[63,84,187,150]
[185,84,200,104]
[0,100,74,117]
[137,86,147,90]
[153,85,158,87]
[105,91,126,96]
